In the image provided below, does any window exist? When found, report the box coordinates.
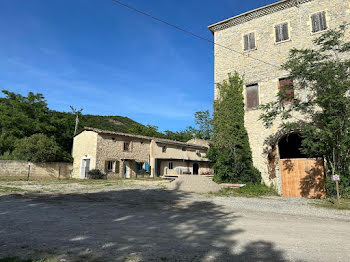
[182,147,186,151]
[243,32,256,51]
[123,141,130,151]
[279,78,294,103]
[246,84,259,109]
[106,161,114,172]
[168,162,173,170]
[311,11,327,33]
[162,146,167,153]
[275,23,289,42]
[136,162,144,171]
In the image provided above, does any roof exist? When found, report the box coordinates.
[76,127,209,150]
[208,0,313,33]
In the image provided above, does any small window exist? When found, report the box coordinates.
[111,137,116,141]
[106,161,114,172]
[243,32,256,51]
[123,141,130,151]
[136,162,144,171]
[246,84,259,109]
[275,23,289,42]
[168,162,173,170]
[311,11,327,33]
[279,78,294,103]
[182,147,186,151]
[162,146,167,153]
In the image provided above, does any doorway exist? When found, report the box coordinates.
[81,158,90,179]
[278,133,325,198]
[193,163,199,175]
[124,161,130,178]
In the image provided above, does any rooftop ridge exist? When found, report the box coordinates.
[77,127,209,149]
[208,0,314,33]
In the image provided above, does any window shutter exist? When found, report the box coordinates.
[275,25,282,42]
[319,11,327,31]
[244,34,249,50]
[282,23,289,41]
[312,13,320,32]
[246,84,259,109]
[279,78,294,103]
[249,32,255,49]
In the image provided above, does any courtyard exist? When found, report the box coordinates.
[0,179,349,262]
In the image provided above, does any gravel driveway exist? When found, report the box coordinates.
[0,183,349,262]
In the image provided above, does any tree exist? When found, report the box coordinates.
[128,124,165,138]
[191,110,213,140]
[260,26,350,197]
[209,72,261,183]
[13,134,72,162]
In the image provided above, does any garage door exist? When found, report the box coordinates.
[280,158,326,198]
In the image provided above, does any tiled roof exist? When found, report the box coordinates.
[77,127,209,149]
[208,0,314,33]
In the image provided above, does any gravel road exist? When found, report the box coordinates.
[0,183,349,262]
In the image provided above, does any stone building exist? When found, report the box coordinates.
[72,127,211,179]
[208,0,350,196]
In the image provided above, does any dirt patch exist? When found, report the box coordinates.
[167,175,221,193]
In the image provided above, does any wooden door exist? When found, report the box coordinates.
[280,158,325,198]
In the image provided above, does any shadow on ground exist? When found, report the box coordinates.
[0,188,289,261]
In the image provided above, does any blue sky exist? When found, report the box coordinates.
[0,0,276,131]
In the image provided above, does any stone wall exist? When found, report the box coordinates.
[0,160,73,179]
[212,0,350,193]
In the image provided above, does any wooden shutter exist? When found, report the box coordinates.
[312,12,326,33]
[246,84,259,109]
[249,33,255,49]
[275,24,282,42]
[244,34,249,50]
[282,23,289,41]
[319,12,327,31]
[279,78,294,103]
[311,13,320,33]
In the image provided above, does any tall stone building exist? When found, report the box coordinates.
[208,0,350,196]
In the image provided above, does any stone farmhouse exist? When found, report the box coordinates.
[208,0,350,197]
[72,127,211,179]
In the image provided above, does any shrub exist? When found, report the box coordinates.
[87,169,106,180]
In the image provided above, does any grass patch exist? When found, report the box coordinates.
[311,198,350,210]
[210,183,279,198]
[0,186,26,193]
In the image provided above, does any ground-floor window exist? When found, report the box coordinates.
[136,162,144,171]
[105,160,120,173]
[107,161,114,172]
[168,162,173,169]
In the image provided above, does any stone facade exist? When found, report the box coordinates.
[72,128,211,179]
[209,0,350,193]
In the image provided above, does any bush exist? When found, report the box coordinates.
[12,134,72,163]
[87,169,106,180]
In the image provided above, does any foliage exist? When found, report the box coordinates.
[210,183,278,198]
[190,110,213,140]
[210,72,261,184]
[87,169,107,179]
[259,26,350,196]
[128,124,165,138]
[12,134,72,163]
[163,129,193,142]
[312,198,350,210]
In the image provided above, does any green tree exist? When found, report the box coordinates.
[190,110,213,140]
[13,134,72,162]
[260,26,350,197]
[209,72,260,183]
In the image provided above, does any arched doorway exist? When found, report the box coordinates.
[278,133,325,198]
[193,163,199,175]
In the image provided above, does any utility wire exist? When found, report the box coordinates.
[109,0,281,69]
